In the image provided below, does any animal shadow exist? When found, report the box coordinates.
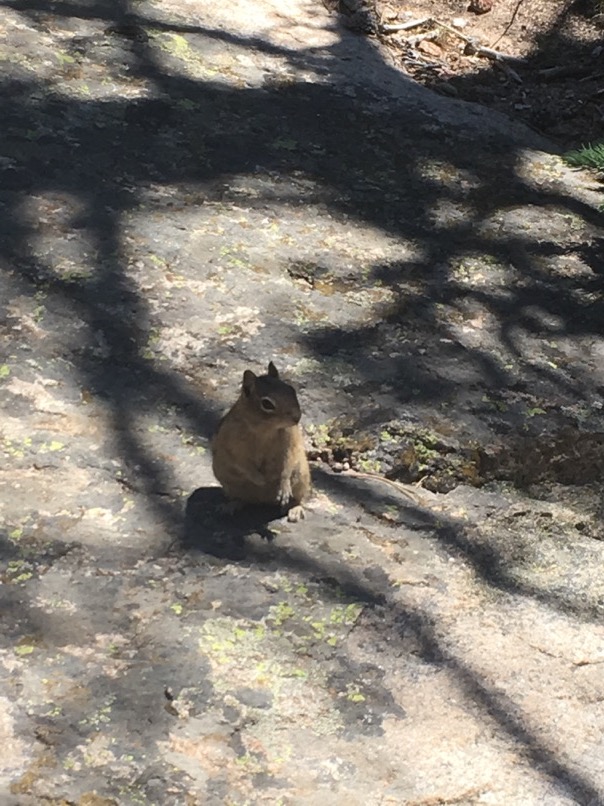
[183,487,285,560]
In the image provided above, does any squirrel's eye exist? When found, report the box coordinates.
[261,397,276,412]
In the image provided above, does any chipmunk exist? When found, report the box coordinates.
[211,362,311,522]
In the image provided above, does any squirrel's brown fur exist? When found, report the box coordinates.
[211,362,311,522]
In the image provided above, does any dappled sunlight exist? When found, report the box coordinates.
[0,0,603,801]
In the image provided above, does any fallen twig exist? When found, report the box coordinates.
[432,18,525,63]
[539,64,593,81]
[383,15,524,64]
[380,17,431,34]
[380,14,524,71]
[490,0,526,48]
[406,31,440,47]
[493,58,522,84]
[467,43,517,61]
[580,72,604,83]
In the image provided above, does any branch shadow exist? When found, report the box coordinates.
[0,0,603,800]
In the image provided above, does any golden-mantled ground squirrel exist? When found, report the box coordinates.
[211,362,312,522]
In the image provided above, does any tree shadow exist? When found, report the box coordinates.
[315,467,604,621]
[0,0,603,799]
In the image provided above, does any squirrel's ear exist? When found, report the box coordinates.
[242,370,256,395]
[267,361,279,378]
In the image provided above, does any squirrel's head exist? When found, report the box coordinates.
[240,362,302,428]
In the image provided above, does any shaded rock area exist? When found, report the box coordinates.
[1,0,604,804]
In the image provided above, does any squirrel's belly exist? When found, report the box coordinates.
[234,475,280,504]
[213,458,281,504]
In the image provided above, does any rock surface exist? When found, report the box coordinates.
[1,0,603,804]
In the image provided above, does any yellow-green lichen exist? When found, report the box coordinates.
[55,51,77,65]
[14,645,35,656]
[357,457,381,473]
[79,697,115,727]
[7,560,33,582]
[345,684,366,703]
[268,602,295,627]
[39,440,65,453]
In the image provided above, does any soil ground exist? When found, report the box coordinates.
[358,0,604,147]
[1,0,604,804]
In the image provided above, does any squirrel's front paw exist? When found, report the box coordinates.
[287,505,305,523]
[276,482,292,508]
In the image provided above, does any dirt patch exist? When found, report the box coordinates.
[330,0,604,147]
[1,0,604,802]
